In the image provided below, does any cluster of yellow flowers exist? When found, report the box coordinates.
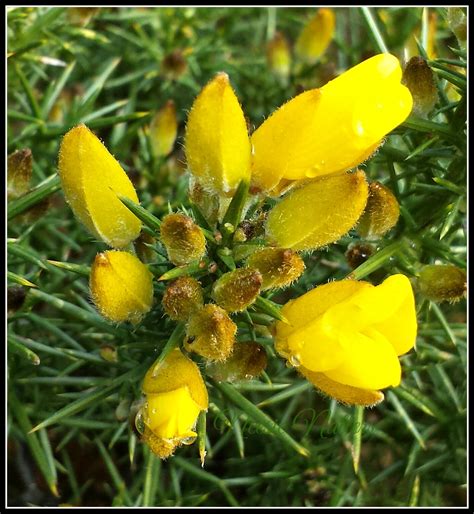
[58,52,418,459]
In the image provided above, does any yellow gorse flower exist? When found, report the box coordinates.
[275,274,417,405]
[149,100,178,158]
[139,348,208,459]
[90,250,153,324]
[58,124,141,248]
[295,8,336,63]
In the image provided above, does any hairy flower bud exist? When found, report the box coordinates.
[185,304,237,361]
[418,265,466,303]
[160,213,206,266]
[8,149,32,200]
[447,8,467,48]
[266,170,369,251]
[345,243,375,270]
[211,267,263,312]
[90,250,153,324]
[247,247,305,290]
[357,182,400,239]
[206,342,267,382]
[402,57,438,118]
[149,100,178,158]
[162,276,204,321]
[58,124,141,248]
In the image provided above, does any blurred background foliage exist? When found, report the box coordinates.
[7,6,466,507]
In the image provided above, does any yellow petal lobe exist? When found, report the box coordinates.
[58,124,141,248]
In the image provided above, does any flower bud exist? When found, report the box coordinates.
[134,231,156,264]
[185,72,251,195]
[266,32,291,81]
[8,149,32,200]
[266,170,369,251]
[149,100,178,158]
[67,7,99,26]
[418,265,466,303]
[99,344,118,363]
[402,57,438,118]
[447,8,467,48]
[345,243,375,270]
[211,268,263,312]
[161,50,188,80]
[206,342,267,382]
[138,348,208,459]
[184,304,237,361]
[357,182,400,239]
[247,247,305,290]
[160,213,206,266]
[188,177,219,226]
[58,124,141,248]
[90,250,153,324]
[295,8,335,63]
[162,276,204,321]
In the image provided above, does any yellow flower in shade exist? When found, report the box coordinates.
[266,170,369,251]
[138,348,208,459]
[251,54,413,194]
[58,124,141,248]
[185,72,251,195]
[266,32,292,80]
[90,250,153,324]
[295,8,336,64]
[149,100,178,158]
[275,274,417,406]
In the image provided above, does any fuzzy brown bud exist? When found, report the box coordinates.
[185,304,237,362]
[247,247,305,290]
[8,149,32,201]
[418,265,466,303]
[160,213,206,266]
[357,182,400,239]
[345,243,375,270]
[162,276,204,321]
[212,267,263,312]
[206,342,267,382]
[402,57,438,118]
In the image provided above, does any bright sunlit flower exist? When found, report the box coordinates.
[275,274,417,405]
[138,348,208,459]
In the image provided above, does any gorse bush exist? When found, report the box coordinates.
[7,7,466,507]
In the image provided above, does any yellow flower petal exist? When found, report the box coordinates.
[251,54,412,193]
[58,124,141,248]
[90,250,153,324]
[295,8,335,63]
[324,329,401,389]
[142,348,208,410]
[266,170,369,251]
[145,386,201,439]
[185,72,251,194]
[299,367,384,407]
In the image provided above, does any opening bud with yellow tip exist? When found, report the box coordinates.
[211,267,263,312]
[185,304,237,362]
[160,213,206,266]
[185,72,251,195]
[162,276,204,321]
[357,181,400,239]
[90,250,153,324]
[149,100,178,158]
[418,264,466,303]
[266,32,292,81]
[206,342,267,382]
[275,274,417,404]
[266,170,369,251]
[251,54,413,194]
[295,8,335,64]
[247,247,305,290]
[58,124,141,248]
[402,57,438,118]
[138,348,208,459]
